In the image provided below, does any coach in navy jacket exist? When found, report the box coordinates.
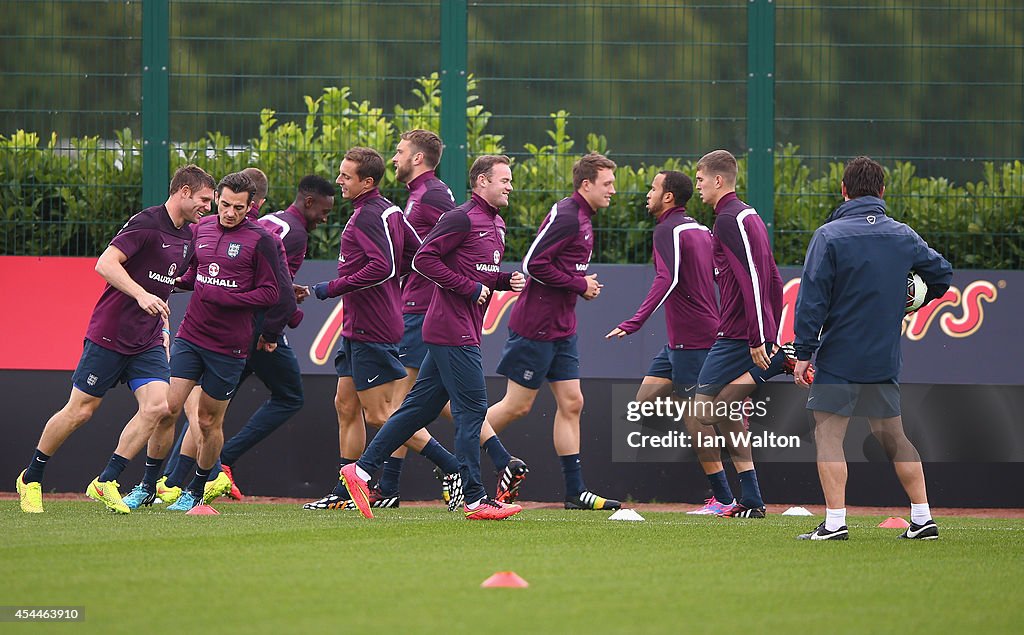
[793,186,952,383]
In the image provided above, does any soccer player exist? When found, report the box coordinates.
[304,147,463,511]
[605,171,738,514]
[126,175,335,508]
[156,166,275,503]
[480,152,622,510]
[158,171,291,511]
[380,129,460,502]
[690,149,786,518]
[15,164,215,514]
[793,156,952,541]
[340,154,526,521]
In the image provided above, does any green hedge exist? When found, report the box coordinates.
[1,74,1021,268]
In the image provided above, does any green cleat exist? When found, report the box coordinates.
[87,478,130,514]
[156,476,181,505]
[203,471,232,504]
[17,470,43,513]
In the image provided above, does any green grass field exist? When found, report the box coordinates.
[3,501,1022,635]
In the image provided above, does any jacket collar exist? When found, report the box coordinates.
[826,195,887,223]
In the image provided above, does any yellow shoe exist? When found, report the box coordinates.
[203,471,232,504]
[87,478,130,514]
[156,476,181,505]
[16,470,43,513]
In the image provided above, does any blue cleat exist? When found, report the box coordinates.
[167,490,202,511]
[123,484,157,509]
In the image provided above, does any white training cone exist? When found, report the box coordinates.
[609,508,644,522]
[781,506,814,516]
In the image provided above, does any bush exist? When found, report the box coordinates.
[1,76,1020,269]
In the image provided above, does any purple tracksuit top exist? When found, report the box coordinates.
[413,193,514,347]
[508,192,595,341]
[401,170,457,315]
[85,205,194,355]
[175,215,285,357]
[617,207,719,349]
[322,188,419,344]
[712,192,784,347]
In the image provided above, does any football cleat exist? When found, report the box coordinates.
[156,476,182,505]
[302,493,351,510]
[354,487,400,509]
[339,463,373,519]
[899,519,939,540]
[686,496,736,515]
[779,343,815,384]
[203,471,232,504]
[464,497,522,521]
[443,472,464,512]
[87,478,130,514]
[564,491,621,510]
[16,470,43,514]
[220,464,244,501]
[721,503,767,518]
[797,521,849,540]
[495,457,529,504]
[433,466,451,504]
[167,490,202,511]
[123,484,157,509]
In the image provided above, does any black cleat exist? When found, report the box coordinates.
[797,521,849,540]
[564,491,621,510]
[722,504,767,518]
[496,457,529,503]
[899,519,939,540]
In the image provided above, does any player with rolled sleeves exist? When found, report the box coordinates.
[691,149,787,519]
[15,165,214,514]
[794,156,952,541]
[377,129,459,504]
[158,171,290,511]
[127,175,335,508]
[304,147,464,511]
[479,152,622,510]
[341,154,526,521]
[607,170,744,515]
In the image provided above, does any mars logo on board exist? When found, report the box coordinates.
[776,277,999,343]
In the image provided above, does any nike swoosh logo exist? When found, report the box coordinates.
[225,389,235,396]
[903,524,932,538]
[398,353,407,358]
[697,383,711,389]
[367,374,380,383]
[683,385,695,392]
[162,243,171,248]
[197,243,210,248]
[478,231,488,237]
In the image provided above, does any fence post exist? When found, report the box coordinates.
[142,0,170,207]
[440,0,468,202]
[747,0,775,245]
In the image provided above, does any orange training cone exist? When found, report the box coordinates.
[481,571,529,588]
[186,504,220,515]
[878,516,910,528]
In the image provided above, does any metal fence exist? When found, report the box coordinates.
[1,0,1021,267]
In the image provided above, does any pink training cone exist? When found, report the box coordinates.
[878,516,910,528]
[481,571,529,588]
[186,504,220,516]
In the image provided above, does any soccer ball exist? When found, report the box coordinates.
[906,271,927,313]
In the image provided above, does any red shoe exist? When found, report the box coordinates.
[464,497,522,521]
[221,464,244,501]
[339,463,373,519]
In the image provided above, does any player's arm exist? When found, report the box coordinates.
[200,237,281,310]
[398,214,423,278]
[258,235,298,345]
[95,244,170,318]
[521,208,590,295]
[315,212,396,299]
[718,214,771,350]
[413,211,483,300]
[611,224,676,338]
[793,229,834,362]
[910,233,954,304]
